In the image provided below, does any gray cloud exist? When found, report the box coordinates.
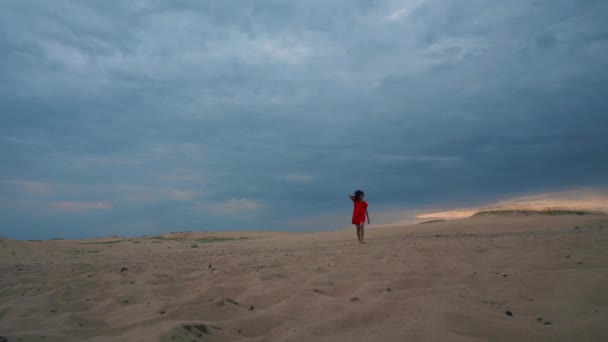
[1,0,607,239]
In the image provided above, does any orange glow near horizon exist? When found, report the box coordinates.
[417,210,477,219]
[415,188,608,220]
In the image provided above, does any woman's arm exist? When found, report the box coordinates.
[366,208,370,224]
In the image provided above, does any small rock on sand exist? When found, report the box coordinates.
[120,267,128,273]
[350,297,360,302]
[544,321,552,325]
[505,311,513,316]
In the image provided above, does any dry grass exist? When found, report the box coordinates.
[472,208,600,217]
[419,219,447,224]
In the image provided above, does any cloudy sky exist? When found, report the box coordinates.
[1,0,607,239]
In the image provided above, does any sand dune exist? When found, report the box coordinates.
[1,215,608,341]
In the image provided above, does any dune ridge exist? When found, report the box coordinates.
[472,208,604,217]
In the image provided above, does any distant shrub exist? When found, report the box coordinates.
[472,208,599,217]
[197,237,242,243]
[419,219,447,224]
[78,240,124,245]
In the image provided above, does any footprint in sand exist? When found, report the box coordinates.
[171,324,209,340]
[183,324,208,334]
[312,289,331,296]
[171,323,229,340]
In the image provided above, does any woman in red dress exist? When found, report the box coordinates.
[349,190,370,243]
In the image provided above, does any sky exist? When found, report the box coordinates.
[1,0,607,239]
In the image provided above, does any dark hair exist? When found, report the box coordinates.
[354,190,365,200]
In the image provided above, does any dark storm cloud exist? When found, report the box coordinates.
[1,0,607,239]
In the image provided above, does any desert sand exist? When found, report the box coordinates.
[1,214,608,341]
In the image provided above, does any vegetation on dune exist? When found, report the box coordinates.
[78,240,125,245]
[472,208,601,217]
[65,249,100,255]
[145,236,181,241]
[196,237,245,243]
[419,219,447,224]
[8,234,252,245]
[146,235,248,243]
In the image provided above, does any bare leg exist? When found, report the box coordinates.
[360,223,365,243]
[356,224,362,242]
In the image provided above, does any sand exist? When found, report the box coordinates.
[1,215,608,341]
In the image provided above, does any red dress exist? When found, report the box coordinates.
[351,199,368,224]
